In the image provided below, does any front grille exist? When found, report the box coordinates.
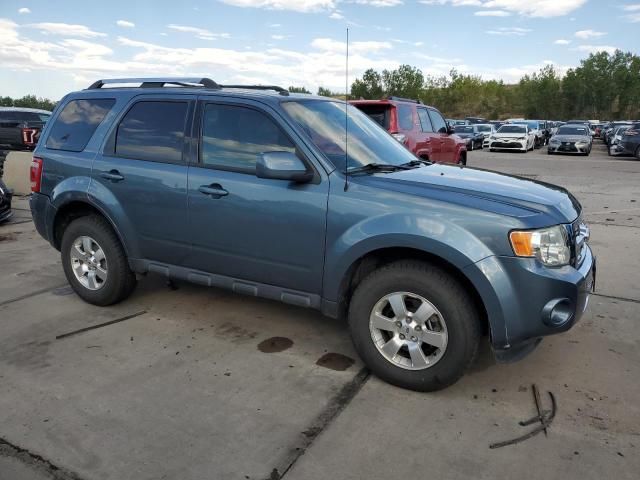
[558,142,577,152]
[493,142,521,148]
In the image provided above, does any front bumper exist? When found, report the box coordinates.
[490,139,527,150]
[465,245,595,362]
[548,142,590,154]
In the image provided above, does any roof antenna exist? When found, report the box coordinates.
[344,27,350,192]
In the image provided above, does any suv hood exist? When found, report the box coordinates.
[354,164,581,224]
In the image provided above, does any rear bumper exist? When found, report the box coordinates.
[29,192,57,247]
[465,245,595,362]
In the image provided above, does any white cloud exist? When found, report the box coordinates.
[271,34,290,40]
[18,7,31,14]
[574,29,606,39]
[268,23,282,27]
[622,4,640,21]
[329,11,344,19]
[116,20,135,28]
[219,0,336,12]
[25,22,107,38]
[474,10,510,16]
[352,0,403,6]
[554,39,571,45]
[419,0,587,17]
[311,37,392,54]
[167,24,230,40]
[574,44,618,54]
[486,27,531,36]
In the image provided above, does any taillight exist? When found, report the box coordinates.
[30,157,43,193]
[22,128,38,146]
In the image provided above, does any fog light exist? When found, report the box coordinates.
[542,298,574,327]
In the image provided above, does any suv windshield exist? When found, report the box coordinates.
[282,100,417,171]
[498,125,526,134]
[454,126,474,133]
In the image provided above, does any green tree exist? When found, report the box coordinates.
[350,68,384,99]
[317,86,338,97]
[288,86,310,94]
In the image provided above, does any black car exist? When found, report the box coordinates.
[453,125,484,150]
[0,178,13,223]
[620,123,640,159]
[0,107,51,151]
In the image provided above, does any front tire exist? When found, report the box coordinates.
[61,215,137,306]
[348,261,481,392]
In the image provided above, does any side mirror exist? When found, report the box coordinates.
[256,151,313,183]
[446,125,455,134]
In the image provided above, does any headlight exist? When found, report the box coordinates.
[550,139,560,145]
[391,133,406,143]
[576,141,587,146]
[518,136,526,140]
[509,225,570,267]
[489,136,495,140]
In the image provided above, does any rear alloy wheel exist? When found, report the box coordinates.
[61,215,136,306]
[348,261,480,391]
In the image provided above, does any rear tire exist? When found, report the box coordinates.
[348,261,481,392]
[61,215,136,306]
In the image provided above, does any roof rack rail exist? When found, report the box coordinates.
[220,85,290,96]
[388,96,421,104]
[87,77,221,90]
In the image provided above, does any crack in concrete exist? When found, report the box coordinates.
[55,310,147,340]
[0,283,69,307]
[269,367,371,480]
[0,438,85,480]
[592,292,640,305]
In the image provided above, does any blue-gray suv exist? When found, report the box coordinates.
[30,78,595,391]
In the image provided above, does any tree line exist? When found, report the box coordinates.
[346,50,640,120]
[1,95,57,111]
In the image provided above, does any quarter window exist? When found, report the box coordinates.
[115,101,188,163]
[200,104,296,172]
[46,99,115,152]
[417,109,433,133]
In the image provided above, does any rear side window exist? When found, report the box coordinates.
[417,109,433,132]
[428,109,447,134]
[396,104,414,131]
[353,104,391,130]
[200,103,296,172]
[46,99,115,152]
[115,101,188,163]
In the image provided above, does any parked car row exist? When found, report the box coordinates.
[601,121,640,159]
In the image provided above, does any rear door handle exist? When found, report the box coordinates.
[198,184,228,198]
[99,170,124,182]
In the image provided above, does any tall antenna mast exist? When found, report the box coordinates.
[344,27,349,192]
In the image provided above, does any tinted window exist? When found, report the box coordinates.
[116,101,188,162]
[454,126,474,133]
[477,125,492,132]
[354,104,391,130]
[201,104,296,172]
[417,109,433,132]
[396,104,414,131]
[428,109,447,133]
[46,99,114,152]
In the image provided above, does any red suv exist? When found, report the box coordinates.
[350,97,467,165]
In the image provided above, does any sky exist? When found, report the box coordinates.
[1,0,639,100]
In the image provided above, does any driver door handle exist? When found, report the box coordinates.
[99,170,124,182]
[198,184,228,198]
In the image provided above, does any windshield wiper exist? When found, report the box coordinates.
[348,163,414,175]
[401,159,432,167]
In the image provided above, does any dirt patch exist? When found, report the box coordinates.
[0,233,17,242]
[257,336,293,353]
[316,353,355,371]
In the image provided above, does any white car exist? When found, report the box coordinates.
[488,124,535,152]
[511,120,545,147]
[477,124,496,148]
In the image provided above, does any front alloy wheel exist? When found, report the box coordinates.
[369,292,448,370]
